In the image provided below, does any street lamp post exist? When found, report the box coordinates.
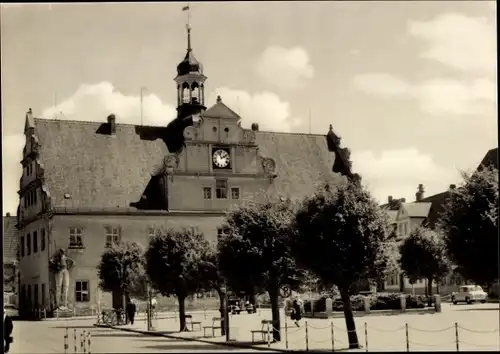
[146,283,152,331]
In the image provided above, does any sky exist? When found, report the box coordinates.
[1,1,497,215]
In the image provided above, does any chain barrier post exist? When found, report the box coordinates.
[455,322,459,352]
[80,331,84,353]
[305,321,309,351]
[74,329,77,354]
[364,322,368,352]
[405,323,409,352]
[64,328,68,354]
[204,307,207,320]
[267,322,271,348]
[331,321,335,352]
[84,330,88,353]
[87,332,92,354]
[285,320,289,349]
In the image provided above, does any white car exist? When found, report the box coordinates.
[451,285,487,304]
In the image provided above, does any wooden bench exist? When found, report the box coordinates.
[203,317,222,337]
[251,320,273,343]
[185,314,202,331]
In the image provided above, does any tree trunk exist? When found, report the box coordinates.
[178,294,188,332]
[340,286,360,349]
[427,278,433,296]
[216,288,226,336]
[269,286,281,342]
[122,292,127,324]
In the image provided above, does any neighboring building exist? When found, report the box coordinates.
[383,184,460,294]
[3,213,19,298]
[476,147,498,172]
[16,25,348,315]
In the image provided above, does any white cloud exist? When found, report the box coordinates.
[352,148,461,204]
[2,134,25,214]
[352,74,496,115]
[255,46,315,90]
[351,13,497,116]
[408,14,496,75]
[208,87,301,132]
[42,82,176,126]
[351,73,411,97]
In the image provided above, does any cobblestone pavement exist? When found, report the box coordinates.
[120,302,500,352]
[7,318,261,353]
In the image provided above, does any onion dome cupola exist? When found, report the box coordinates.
[174,23,207,119]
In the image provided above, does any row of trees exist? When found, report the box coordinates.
[398,166,498,295]
[97,166,498,349]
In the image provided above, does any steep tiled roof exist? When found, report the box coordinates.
[402,202,432,218]
[476,147,498,172]
[420,191,450,229]
[3,216,18,262]
[33,118,341,210]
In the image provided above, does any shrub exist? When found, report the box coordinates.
[306,292,436,313]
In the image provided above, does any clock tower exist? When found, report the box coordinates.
[166,23,208,153]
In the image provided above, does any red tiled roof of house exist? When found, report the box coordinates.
[3,216,18,262]
[477,147,498,171]
[32,116,343,210]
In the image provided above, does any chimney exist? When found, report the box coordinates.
[415,184,425,202]
[388,196,393,204]
[449,184,456,191]
[6,212,11,217]
[107,114,116,135]
[251,123,259,131]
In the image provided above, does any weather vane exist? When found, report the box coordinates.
[182,2,191,30]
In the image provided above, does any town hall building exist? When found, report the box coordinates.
[16,25,350,316]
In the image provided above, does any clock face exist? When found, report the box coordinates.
[213,149,230,168]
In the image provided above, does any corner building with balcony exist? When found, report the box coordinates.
[16,26,347,316]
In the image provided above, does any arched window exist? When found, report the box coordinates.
[182,82,190,103]
[191,82,200,104]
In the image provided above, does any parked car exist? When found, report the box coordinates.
[451,285,487,304]
[4,303,19,318]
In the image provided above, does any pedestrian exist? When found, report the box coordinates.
[126,299,137,325]
[4,308,14,353]
[290,296,302,327]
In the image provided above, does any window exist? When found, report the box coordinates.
[387,272,399,286]
[69,227,83,247]
[33,231,38,253]
[217,227,229,240]
[41,228,46,251]
[203,187,212,200]
[148,227,156,238]
[105,227,121,247]
[21,236,25,257]
[403,223,408,235]
[27,233,31,255]
[216,180,227,199]
[41,283,46,306]
[34,284,39,307]
[75,280,89,302]
[231,187,240,200]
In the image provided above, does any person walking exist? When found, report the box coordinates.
[126,299,137,325]
[4,309,14,353]
[290,297,303,327]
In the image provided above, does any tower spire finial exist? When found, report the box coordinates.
[183,3,192,52]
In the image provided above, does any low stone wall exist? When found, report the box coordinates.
[303,294,441,319]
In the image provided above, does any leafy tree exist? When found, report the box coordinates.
[97,241,147,313]
[145,227,209,332]
[218,198,303,342]
[293,181,397,349]
[399,227,450,296]
[438,166,499,291]
[197,244,227,335]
